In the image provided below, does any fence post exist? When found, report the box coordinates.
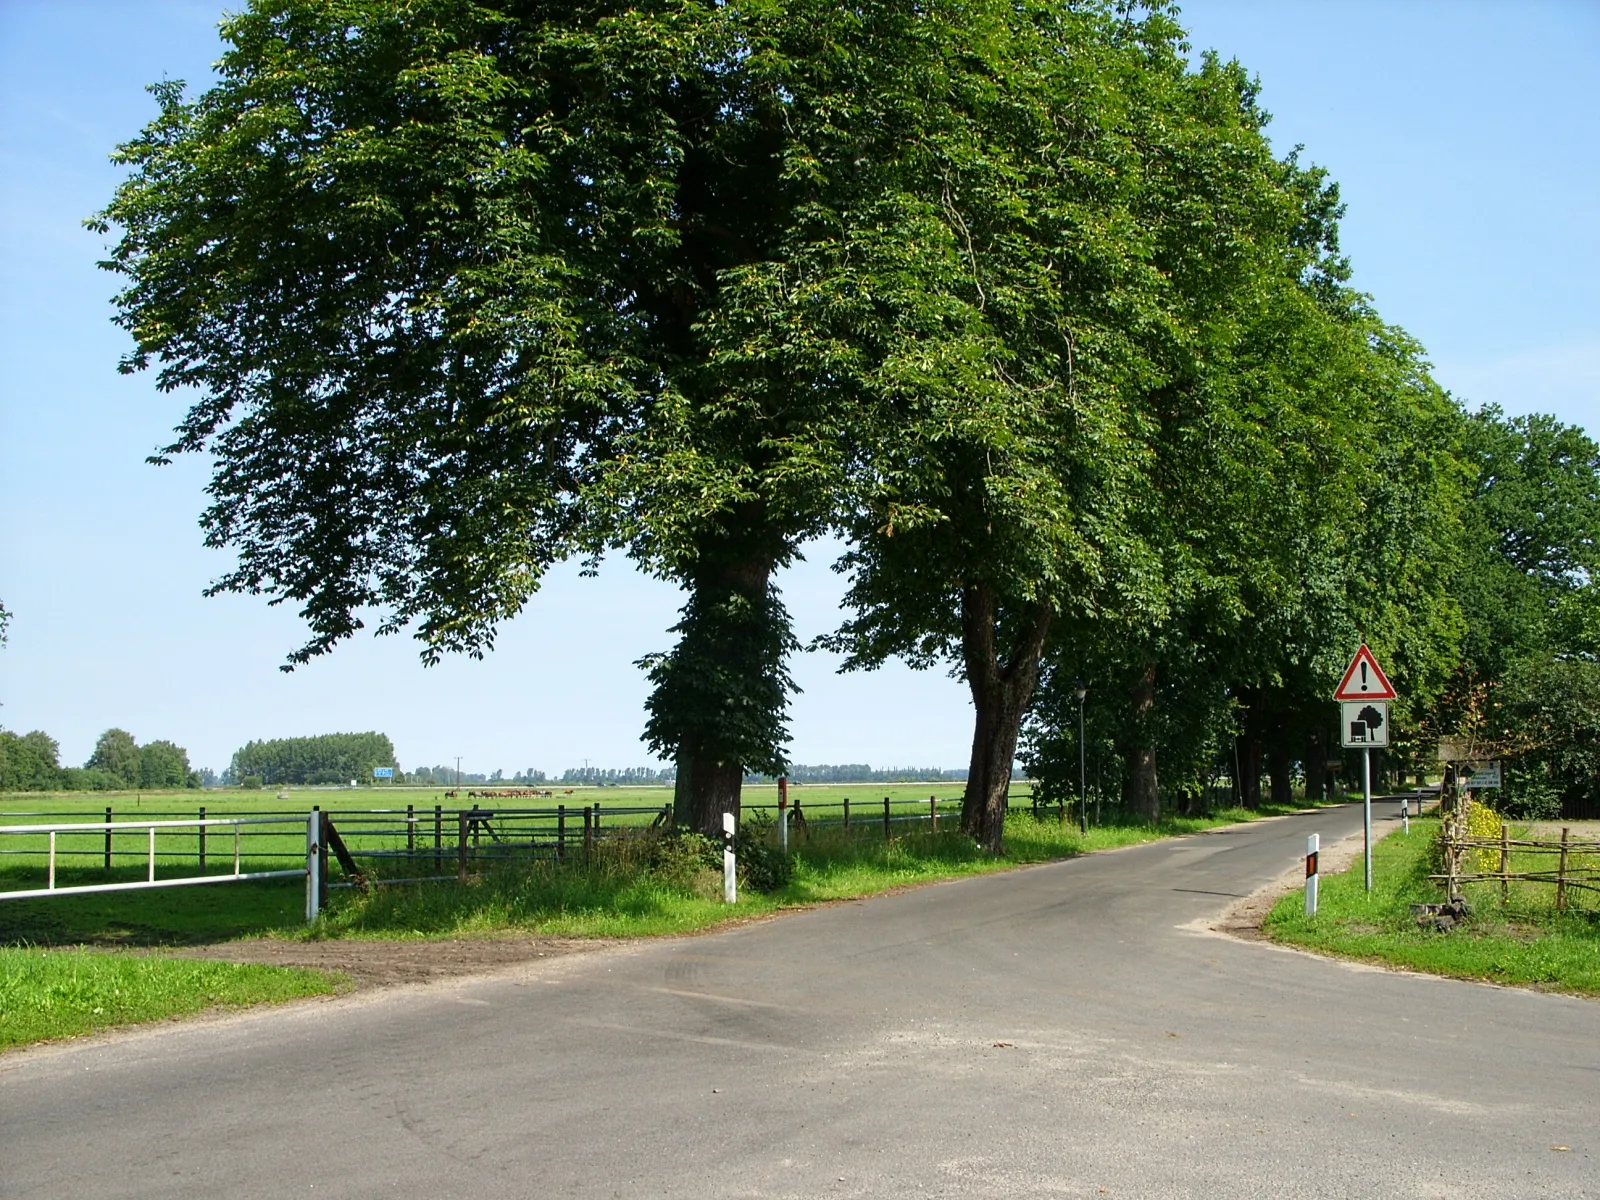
[306,810,322,923]
[930,795,938,833]
[1557,827,1570,912]
[458,810,470,883]
[583,805,593,863]
[1499,823,1509,906]
[593,803,601,839]
[318,809,330,910]
[723,811,737,904]
[883,796,891,841]
[198,805,206,872]
[434,804,443,873]
[104,806,112,871]
[557,804,566,861]
[407,802,415,854]
[842,797,850,832]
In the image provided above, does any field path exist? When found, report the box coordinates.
[3,802,1596,1198]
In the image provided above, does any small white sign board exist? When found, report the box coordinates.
[1341,700,1389,748]
[1465,762,1502,789]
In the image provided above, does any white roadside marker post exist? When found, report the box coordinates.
[1401,794,1410,835]
[1305,833,1320,917]
[305,810,322,923]
[777,775,789,854]
[723,811,737,904]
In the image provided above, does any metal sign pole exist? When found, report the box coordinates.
[1363,748,1373,892]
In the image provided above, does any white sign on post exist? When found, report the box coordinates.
[1466,762,1502,789]
[1340,700,1389,748]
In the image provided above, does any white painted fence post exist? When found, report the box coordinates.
[723,811,737,904]
[1305,833,1320,917]
[306,811,322,923]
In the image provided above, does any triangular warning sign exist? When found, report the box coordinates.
[1333,644,1396,701]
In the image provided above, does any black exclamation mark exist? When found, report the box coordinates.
[1360,662,1369,691]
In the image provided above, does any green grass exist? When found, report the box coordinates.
[1264,816,1600,995]
[0,947,342,1051]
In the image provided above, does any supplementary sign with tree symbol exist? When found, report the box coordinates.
[1342,701,1389,747]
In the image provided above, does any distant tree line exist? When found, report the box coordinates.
[0,727,199,792]
[748,765,969,785]
[228,733,397,787]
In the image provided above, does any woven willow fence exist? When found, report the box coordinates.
[1434,805,1600,911]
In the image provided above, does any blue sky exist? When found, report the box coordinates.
[1,1,1596,777]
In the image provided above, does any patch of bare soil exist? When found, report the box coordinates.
[175,934,619,988]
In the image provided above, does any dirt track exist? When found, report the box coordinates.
[176,934,618,987]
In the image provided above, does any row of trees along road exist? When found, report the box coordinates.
[97,1,1597,846]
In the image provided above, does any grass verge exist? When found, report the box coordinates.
[1263,816,1600,996]
[0,947,342,1051]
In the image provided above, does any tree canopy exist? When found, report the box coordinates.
[96,0,1596,839]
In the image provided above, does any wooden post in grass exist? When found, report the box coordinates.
[1557,827,1570,912]
[433,804,443,874]
[198,805,206,871]
[583,805,593,863]
[883,796,891,841]
[557,804,566,861]
[842,797,850,832]
[104,806,112,871]
[407,802,415,854]
[931,795,938,833]
[458,810,470,883]
[317,809,330,909]
[1500,823,1510,906]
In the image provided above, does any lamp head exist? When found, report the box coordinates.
[1073,677,1087,701]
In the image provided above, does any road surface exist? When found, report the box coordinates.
[3,802,1596,1198]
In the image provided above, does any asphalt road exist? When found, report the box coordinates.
[4,803,1596,1199]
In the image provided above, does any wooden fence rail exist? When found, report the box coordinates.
[1433,823,1600,910]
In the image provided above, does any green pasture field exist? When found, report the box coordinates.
[1264,816,1600,995]
[0,782,1009,882]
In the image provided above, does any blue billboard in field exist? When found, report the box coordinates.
[372,767,394,779]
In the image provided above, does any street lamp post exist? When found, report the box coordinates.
[1074,678,1088,835]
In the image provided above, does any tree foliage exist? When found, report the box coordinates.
[229,732,398,785]
[87,728,142,789]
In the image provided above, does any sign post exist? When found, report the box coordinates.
[1335,644,1397,893]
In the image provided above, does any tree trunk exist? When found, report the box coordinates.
[1268,741,1292,808]
[1126,663,1160,822]
[1304,724,1328,806]
[959,585,1053,854]
[675,754,744,835]
[1234,692,1263,810]
[650,554,784,838]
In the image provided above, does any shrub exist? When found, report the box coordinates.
[736,811,795,893]
[241,775,263,790]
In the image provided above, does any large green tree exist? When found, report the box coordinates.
[96,0,1056,835]
[822,13,1337,848]
[86,728,142,788]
